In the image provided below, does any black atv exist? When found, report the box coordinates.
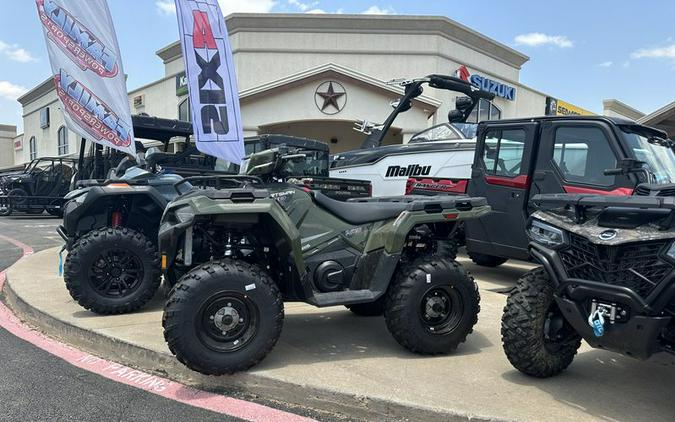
[0,157,77,217]
[501,189,675,378]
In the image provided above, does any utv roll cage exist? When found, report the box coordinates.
[76,115,195,183]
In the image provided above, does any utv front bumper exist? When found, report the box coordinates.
[531,242,674,359]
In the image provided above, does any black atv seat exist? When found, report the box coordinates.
[313,191,410,224]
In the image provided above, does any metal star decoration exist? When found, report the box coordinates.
[317,82,346,112]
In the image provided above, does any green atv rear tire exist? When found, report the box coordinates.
[385,256,480,354]
[64,227,161,315]
[501,267,582,378]
[163,259,284,375]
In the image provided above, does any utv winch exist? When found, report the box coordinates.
[501,190,675,378]
[158,146,491,374]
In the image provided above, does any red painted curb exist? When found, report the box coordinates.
[0,236,314,422]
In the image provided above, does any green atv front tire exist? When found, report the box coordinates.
[64,227,161,315]
[163,259,284,375]
[385,256,480,354]
[501,267,582,378]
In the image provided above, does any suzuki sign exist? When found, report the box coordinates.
[456,65,516,101]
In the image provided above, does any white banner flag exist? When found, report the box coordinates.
[174,0,245,164]
[36,0,135,156]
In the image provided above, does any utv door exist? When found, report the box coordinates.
[529,121,633,197]
[465,122,539,260]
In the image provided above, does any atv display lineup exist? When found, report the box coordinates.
[43,75,675,382]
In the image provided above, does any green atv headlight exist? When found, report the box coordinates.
[528,219,566,248]
[174,206,195,223]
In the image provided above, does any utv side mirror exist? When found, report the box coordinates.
[603,158,647,176]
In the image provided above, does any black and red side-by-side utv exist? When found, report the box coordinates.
[407,116,675,266]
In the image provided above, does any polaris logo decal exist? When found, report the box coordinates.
[385,165,431,178]
[55,69,132,147]
[598,230,617,241]
[36,0,119,78]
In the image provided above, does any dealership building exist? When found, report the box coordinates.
[2,13,672,169]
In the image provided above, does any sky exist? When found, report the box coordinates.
[1,0,675,130]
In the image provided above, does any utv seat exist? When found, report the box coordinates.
[313,191,408,224]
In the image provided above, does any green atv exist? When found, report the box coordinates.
[158,147,491,374]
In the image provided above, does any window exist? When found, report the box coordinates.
[409,123,462,143]
[29,136,37,160]
[553,127,617,186]
[178,98,191,122]
[57,126,68,155]
[482,129,526,177]
[468,99,501,123]
[40,108,50,128]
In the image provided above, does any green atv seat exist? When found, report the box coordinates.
[313,191,409,224]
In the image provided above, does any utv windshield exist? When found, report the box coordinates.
[409,123,477,143]
[621,126,675,184]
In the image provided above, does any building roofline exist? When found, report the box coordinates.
[239,62,442,109]
[17,76,53,106]
[638,100,675,125]
[157,13,529,69]
[0,124,17,133]
[603,99,645,121]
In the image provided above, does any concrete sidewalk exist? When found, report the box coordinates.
[4,247,675,421]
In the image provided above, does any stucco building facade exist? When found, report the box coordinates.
[6,13,580,167]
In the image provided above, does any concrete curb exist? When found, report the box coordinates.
[1,257,497,422]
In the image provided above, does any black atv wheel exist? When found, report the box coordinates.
[163,259,284,375]
[385,256,480,354]
[468,252,508,267]
[346,296,386,316]
[64,227,161,315]
[501,267,582,378]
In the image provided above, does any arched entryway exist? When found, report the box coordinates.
[259,119,403,154]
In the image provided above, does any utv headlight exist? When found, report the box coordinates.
[174,206,195,223]
[666,242,675,262]
[528,220,566,248]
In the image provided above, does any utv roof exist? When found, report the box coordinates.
[29,156,78,162]
[131,115,193,142]
[481,115,668,138]
[246,134,328,151]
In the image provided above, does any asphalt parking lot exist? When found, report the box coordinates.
[0,216,245,422]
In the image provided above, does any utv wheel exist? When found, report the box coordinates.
[63,227,161,315]
[468,252,508,267]
[346,296,386,316]
[385,257,480,354]
[501,267,582,378]
[163,259,284,375]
